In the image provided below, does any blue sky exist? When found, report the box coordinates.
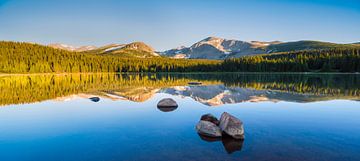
[0,0,359,50]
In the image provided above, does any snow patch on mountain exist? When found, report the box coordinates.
[161,37,277,59]
[48,43,97,52]
[104,45,126,52]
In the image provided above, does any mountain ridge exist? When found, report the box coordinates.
[48,43,97,52]
[49,41,160,58]
[162,37,360,59]
[47,38,360,60]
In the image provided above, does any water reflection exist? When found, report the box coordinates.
[157,106,178,112]
[0,73,359,161]
[198,134,244,154]
[0,73,359,106]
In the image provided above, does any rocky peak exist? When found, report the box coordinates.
[192,37,225,49]
[123,42,155,53]
[201,36,224,42]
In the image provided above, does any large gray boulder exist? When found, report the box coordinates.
[219,112,245,139]
[201,113,220,125]
[196,120,222,137]
[157,98,178,108]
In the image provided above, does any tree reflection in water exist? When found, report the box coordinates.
[0,73,359,106]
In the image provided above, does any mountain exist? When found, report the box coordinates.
[53,84,359,107]
[48,38,360,60]
[161,85,276,106]
[162,37,360,59]
[90,42,160,58]
[49,42,160,58]
[162,37,274,59]
[48,43,97,52]
[161,84,360,106]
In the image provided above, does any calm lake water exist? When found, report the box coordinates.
[0,73,359,161]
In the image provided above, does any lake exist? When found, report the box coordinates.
[0,73,359,161]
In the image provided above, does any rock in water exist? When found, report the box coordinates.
[219,112,245,139]
[157,98,178,108]
[89,97,100,102]
[188,82,202,85]
[196,121,222,137]
[200,113,220,125]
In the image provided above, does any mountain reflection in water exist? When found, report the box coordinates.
[1,73,360,161]
[0,73,359,107]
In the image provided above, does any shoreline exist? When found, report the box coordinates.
[0,72,359,77]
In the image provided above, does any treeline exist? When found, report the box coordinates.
[167,73,360,96]
[0,73,219,106]
[1,73,359,106]
[221,48,360,72]
[0,41,219,73]
[1,41,360,73]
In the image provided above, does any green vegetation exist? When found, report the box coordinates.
[0,73,221,106]
[222,48,360,72]
[1,41,360,74]
[0,73,359,106]
[83,42,159,58]
[190,73,360,97]
[267,40,359,52]
[0,41,219,73]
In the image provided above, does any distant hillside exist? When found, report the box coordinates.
[49,42,160,58]
[266,41,358,53]
[48,43,97,52]
[85,42,160,58]
[0,41,219,73]
[48,38,360,60]
[221,48,360,72]
[162,37,360,59]
[162,37,274,59]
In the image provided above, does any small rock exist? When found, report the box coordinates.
[219,112,245,139]
[157,98,178,108]
[196,120,222,138]
[200,113,220,125]
[188,82,202,85]
[89,97,100,102]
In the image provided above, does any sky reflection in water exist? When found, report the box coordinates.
[0,74,359,161]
